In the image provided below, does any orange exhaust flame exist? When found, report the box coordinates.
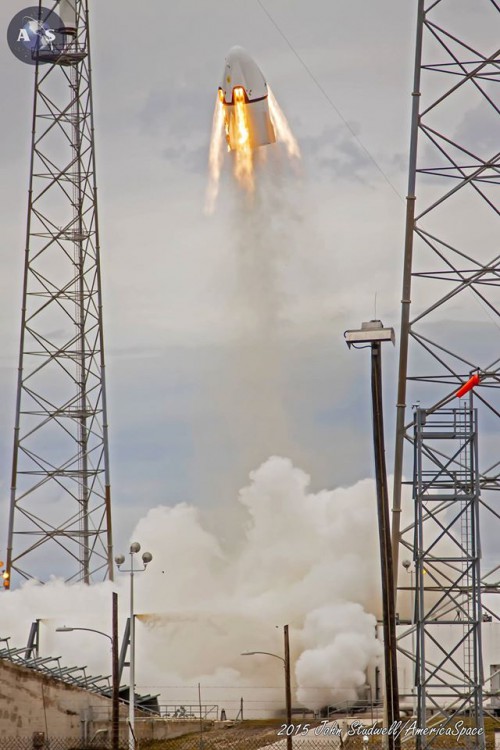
[233,87,255,194]
[268,87,301,160]
[205,97,226,215]
[206,87,300,211]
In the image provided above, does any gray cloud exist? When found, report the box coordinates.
[0,0,495,572]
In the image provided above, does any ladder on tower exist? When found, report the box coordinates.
[413,406,484,750]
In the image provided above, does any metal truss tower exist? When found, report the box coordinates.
[413,406,484,748]
[6,0,113,584]
[392,0,499,738]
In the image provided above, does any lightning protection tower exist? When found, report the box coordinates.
[392,0,499,744]
[6,0,113,584]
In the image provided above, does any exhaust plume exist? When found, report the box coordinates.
[205,90,300,213]
[0,460,382,716]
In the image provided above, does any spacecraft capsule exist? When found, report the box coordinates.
[219,46,276,151]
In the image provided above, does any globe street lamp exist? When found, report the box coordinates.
[242,624,292,750]
[56,592,119,750]
[115,543,153,750]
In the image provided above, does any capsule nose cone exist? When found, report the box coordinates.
[227,45,246,56]
[225,45,251,64]
[221,46,268,103]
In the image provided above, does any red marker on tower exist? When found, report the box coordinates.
[456,373,480,399]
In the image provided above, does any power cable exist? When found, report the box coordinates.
[255,0,404,202]
[257,0,500,342]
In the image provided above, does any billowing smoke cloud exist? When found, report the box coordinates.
[296,603,381,710]
[0,457,383,716]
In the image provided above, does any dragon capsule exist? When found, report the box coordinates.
[219,46,276,151]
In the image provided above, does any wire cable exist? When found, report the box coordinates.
[255,0,404,201]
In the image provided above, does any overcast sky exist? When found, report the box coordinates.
[0,0,496,565]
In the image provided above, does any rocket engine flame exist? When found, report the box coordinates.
[268,87,301,161]
[206,98,226,215]
[233,87,255,194]
[205,48,301,212]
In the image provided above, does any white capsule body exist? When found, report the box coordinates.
[219,46,276,151]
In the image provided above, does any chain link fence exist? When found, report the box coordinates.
[0,725,496,750]
[0,739,342,750]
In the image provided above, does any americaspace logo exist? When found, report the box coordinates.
[7,6,65,64]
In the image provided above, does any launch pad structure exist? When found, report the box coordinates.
[6,0,113,584]
[393,0,499,747]
[2,0,499,738]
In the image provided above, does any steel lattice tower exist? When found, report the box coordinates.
[413,407,484,748]
[392,0,499,739]
[6,0,113,584]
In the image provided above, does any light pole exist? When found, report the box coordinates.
[57,592,119,750]
[242,624,292,750]
[402,559,416,716]
[345,320,400,750]
[56,626,111,639]
[115,543,153,750]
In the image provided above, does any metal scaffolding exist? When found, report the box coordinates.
[6,1,113,584]
[413,406,484,749]
[392,0,499,734]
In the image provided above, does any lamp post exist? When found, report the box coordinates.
[56,591,119,750]
[56,626,111,638]
[115,543,153,750]
[344,320,400,750]
[402,559,416,716]
[242,624,292,750]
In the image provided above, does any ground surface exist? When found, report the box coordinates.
[142,719,324,748]
[141,716,500,750]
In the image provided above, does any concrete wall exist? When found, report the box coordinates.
[0,658,114,738]
[0,659,211,741]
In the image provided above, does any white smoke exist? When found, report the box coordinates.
[0,457,383,717]
[296,603,381,710]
